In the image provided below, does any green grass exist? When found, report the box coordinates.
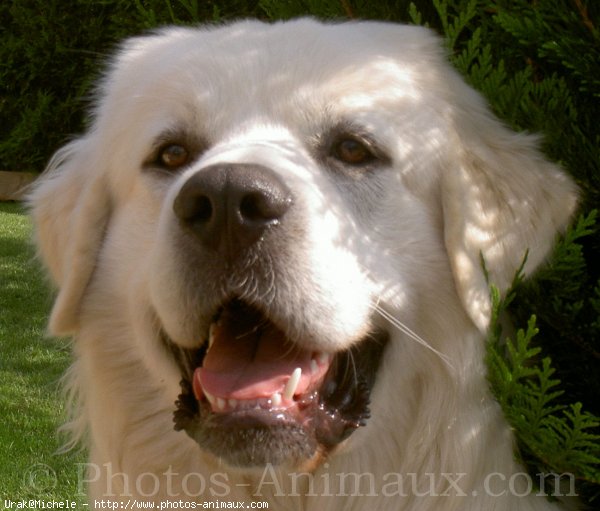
[0,202,85,501]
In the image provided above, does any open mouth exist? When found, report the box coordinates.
[170,298,388,468]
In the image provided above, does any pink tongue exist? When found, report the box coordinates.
[196,307,313,400]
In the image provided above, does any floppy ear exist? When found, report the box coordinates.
[442,105,578,332]
[29,138,111,336]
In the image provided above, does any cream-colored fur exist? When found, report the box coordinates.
[30,19,578,509]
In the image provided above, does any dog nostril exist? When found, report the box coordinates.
[195,196,213,222]
[174,193,213,223]
[240,194,262,222]
[239,192,288,223]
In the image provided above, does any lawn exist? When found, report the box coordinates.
[0,202,86,501]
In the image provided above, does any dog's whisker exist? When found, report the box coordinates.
[347,349,359,386]
[369,302,453,369]
[279,339,303,361]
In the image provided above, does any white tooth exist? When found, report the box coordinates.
[310,359,319,374]
[317,352,330,365]
[271,392,282,407]
[204,391,216,404]
[228,398,238,408]
[208,323,216,350]
[216,397,226,410]
[283,367,302,401]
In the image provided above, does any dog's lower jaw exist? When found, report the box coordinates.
[172,326,388,470]
[174,380,369,469]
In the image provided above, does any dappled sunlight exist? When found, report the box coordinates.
[325,57,423,109]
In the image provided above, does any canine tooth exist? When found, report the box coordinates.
[204,391,216,404]
[228,398,238,408]
[207,323,216,350]
[283,367,302,401]
[310,359,319,374]
[216,397,226,410]
[317,352,330,365]
[271,392,282,407]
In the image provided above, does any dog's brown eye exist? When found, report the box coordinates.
[159,144,189,169]
[333,138,374,165]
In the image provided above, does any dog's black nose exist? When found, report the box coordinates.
[173,163,293,254]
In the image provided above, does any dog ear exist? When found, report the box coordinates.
[442,104,578,332]
[29,138,111,336]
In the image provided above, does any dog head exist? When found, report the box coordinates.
[30,19,577,471]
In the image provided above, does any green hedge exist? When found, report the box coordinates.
[3,0,599,505]
[0,0,264,172]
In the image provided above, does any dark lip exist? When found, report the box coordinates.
[164,298,389,467]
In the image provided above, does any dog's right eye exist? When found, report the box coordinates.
[158,144,190,170]
[332,138,375,166]
[321,125,388,174]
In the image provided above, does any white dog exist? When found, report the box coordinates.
[30,18,578,510]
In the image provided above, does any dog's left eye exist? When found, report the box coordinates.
[158,144,190,169]
[332,137,375,166]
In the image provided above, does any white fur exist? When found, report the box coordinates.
[29,19,578,509]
